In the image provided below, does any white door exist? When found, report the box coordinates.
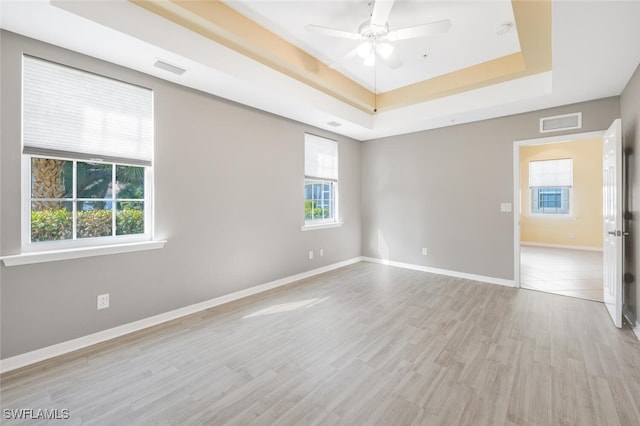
[603,118,623,328]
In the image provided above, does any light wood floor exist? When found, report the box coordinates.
[520,245,604,302]
[2,262,639,425]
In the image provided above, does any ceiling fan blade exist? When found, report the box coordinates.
[377,49,403,69]
[328,45,361,69]
[305,24,363,40]
[386,19,452,41]
[370,0,395,27]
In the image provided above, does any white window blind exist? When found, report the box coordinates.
[529,158,573,188]
[304,134,337,181]
[22,56,153,166]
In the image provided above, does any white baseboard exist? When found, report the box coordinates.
[626,306,640,341]
[0,256,363,374]
[521,241,603,252]
[632,323,640,341]
[361,257,515,288]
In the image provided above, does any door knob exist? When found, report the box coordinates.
[607,230,627,236]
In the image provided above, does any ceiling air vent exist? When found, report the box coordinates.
[154,60,186,75]
[539,112,582,133]
[326,121,342,127]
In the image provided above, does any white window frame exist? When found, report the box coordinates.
[21,154,154,253]
[528,158,573,217]
[19,55,157,254]
[304,178,337,222]
[302,133,341,230]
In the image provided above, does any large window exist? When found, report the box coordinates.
[22,56,153,250]
[529,158,572,215]
[29,158,146,242]
[304,134,338,225]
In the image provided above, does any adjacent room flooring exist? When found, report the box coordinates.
[2,262,639,425]
[520,245,604,302]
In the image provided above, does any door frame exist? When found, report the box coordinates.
[512,130,605,288]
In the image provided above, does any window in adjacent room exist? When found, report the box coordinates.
[304,134,338,226]
[22,55,154,250]
[529,158,572,215]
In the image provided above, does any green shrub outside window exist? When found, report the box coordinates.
[29,157,146,243]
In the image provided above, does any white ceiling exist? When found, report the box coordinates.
[224,0,521,92]
[1,0,640,141]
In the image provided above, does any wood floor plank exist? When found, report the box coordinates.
[2,262,640,425]
[588,374,623,426]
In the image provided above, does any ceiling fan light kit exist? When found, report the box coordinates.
[356,41,394,67]
[376,43,394,59]
[357,42,374,59]
[364,51,376,67]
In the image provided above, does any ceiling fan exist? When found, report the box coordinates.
[305,0,451,69]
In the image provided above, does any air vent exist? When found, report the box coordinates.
[154,60,186,75]
[326,121,342,127]
[539,112,582,133]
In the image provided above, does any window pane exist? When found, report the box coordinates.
[31,158,72,199]
[28,159,149,242]
[314,187,325,218]
[78,202,113,238]
[116,165,144,199]
[540,188,561,208]
[304,183,313,219]
[116,201,144,235]
[77,162,113,199]
[531,187,570,214]
[31,201,72,242]
[304,179,334,222]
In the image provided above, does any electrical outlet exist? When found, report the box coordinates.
[320,249,324,256]
[308,251,314,260]
[97,294,109,310]
[422,248,428,256]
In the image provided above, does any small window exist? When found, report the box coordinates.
[529,158,572,215]
[22,56,153,250]
[531,187,570,214]
[304,134,338,225]
[305,180,335,221]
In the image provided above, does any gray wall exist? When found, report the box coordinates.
[0,31,362,359]
[1,28,634,361]
[621,62,640,324]
[361,97,620,280]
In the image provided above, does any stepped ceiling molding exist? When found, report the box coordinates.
[1,1,639,140]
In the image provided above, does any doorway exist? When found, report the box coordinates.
[513,131,605,302]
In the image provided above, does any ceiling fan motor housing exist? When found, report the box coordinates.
[359,21,389,41]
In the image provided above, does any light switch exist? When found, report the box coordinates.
[500,203,512,212]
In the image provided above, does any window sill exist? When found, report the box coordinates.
[301,222,343,231]
[1,240,167,267]
[526,214,576,220]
